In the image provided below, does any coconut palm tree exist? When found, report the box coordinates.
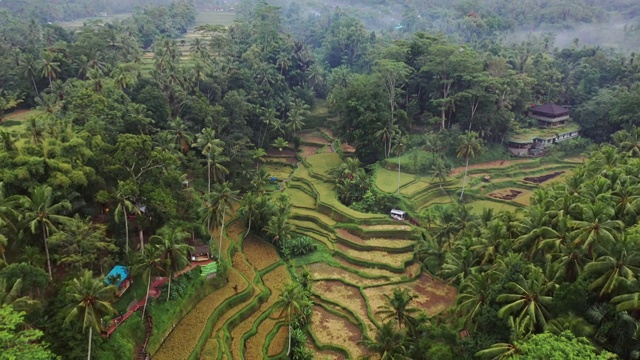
[545,313,594,338]
[456,272,496,330]
[0,182,23,232]
[570,202,623,257]
[37,51,60,89]
[193,128,225,194]
[252,148,267,171]
[376,288,420,330]
[392,135,406,194]
[151,226,193,301]
[23,185,72,279]
[456,131,483,201]
[112,181,140,254]
[431,158,452,197]
[132,244,164,317]
[497,267,554,332]
[584,234,640,297]
[272,282,311,356]
[64,270,117,360]
[238,192,259,237]
[210,182,239,260]
[0,278,38,310]
[361,322,410,360]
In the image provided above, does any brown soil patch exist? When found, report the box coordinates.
[333,257,401,279]
[319,127,335,138]
[363,273,456,317]
[340,143,356,153]
[298,130,331,145]
[300,145,320,158]
[266,323,288,357]
[230,265,290,359]
[314,280,376,334]
[1,109,30,121]
[308,262,388,287]
[449,159,533,177]
[488,188,523,201]
[243,235,280,271]
[153,268,248,360]
[337,229,415,249]
[523,171,565,184]
[335,243,412,268]
[267,147,298,157]
[310,305,369,358]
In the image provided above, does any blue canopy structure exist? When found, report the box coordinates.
[105,265,129,287]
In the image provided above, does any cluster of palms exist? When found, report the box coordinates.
[414,127,640,358]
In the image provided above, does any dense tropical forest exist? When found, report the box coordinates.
[1,0,640,359]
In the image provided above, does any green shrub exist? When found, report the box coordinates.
[278,235,317,258]
[290,328,314,360]
[351,189,399,214]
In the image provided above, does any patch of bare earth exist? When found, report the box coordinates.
[243,235,280,271]
[333,257,401,278]
[363,273,456,316]
[337,229,415,249]
[335,243,412,268]
[310,305,369,359]
[313,280,376,334]
[308,262,389,287]
[449,159,533,177]
[300,145,320,158]
[299,131,331,145]
[266,323,288,357]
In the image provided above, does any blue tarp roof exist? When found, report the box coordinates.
[105,265,129,287]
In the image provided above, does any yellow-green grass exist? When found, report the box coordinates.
[400,180,433,196]
[294,166,384,221]
[309,305,368,359]
[291,207,338,227]
[306,153,342,176]
[375,167,416,193]
[0,109,41,133]
[263,163,294,180]
[335,243,413,268]
[285,188,316,209]
[468,200,520,214]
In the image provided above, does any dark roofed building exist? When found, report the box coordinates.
[189,244,212,262]
[528,103,570,127]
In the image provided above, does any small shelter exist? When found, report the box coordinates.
[105,265,132,297]
[390,209,407,221]
[189,244,212,262]
[528,103,570,127]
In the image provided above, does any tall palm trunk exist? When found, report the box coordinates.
[42,222,53,280]
[207,154,211,195]
[397,157,401,194]
[460,156,470,201]
[123,206,129,254]
[218,206,226,260]
[167,274,172,301]
[139,229,144,254]
[142,271,151,317]
[287,324,292,356]
[245,216,252,237]
[87,326,92,360]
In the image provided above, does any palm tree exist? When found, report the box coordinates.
[456,131,483,201]
[151,226,193,301]
[570,202,623,257]
[193,128,225,194]
[210,182,239,260]
[64,270,117,360]
[0,182,23,232]
[584,235,640,297]
[376,287,420,329]
[23,185,71,279]
[545,313,594,338]
[431,158,452,198]
[0,278,38,310]
[112,181,140,254]
[264,212,295,245]
[272,282,311,356]
[456,272,495,330]
[37,51,60,89]
[361,322,410,360]
[132,245,164,317]
[238,192,259,237]
[18,53,39,93]
[252,148,267,171]
[497,267,554,332]
[272,137,289,151]
[392,135,406,194]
